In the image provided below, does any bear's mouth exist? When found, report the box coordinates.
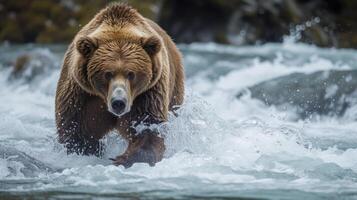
[108,106,130,117]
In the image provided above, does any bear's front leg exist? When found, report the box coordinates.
[112,80,169,167]
[112,128,165,168]
[56,85,116,156]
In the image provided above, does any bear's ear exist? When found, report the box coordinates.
[142,36,161,56]
[76,36,98,58]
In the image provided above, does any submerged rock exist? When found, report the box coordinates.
[9,49,58,81]
[0,145,54,178]
[238,70,357,119]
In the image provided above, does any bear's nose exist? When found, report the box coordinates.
[111,99,126,114]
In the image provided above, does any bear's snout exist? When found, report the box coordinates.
[108,85,130,117]
[111,99,126,114]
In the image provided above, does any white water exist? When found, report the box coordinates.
[1,41,357,199]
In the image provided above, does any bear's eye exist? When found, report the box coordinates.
[127,71,135,81]
[104,71,114,81]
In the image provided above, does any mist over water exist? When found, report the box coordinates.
[1,39,357,199]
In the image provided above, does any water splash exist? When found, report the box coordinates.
[283,17,321,45]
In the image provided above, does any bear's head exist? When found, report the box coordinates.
[74,35,162,117]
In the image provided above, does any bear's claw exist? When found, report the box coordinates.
[111,154,133,168]
[111,147,157,168]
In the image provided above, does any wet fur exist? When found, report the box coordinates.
[55,3,184,167]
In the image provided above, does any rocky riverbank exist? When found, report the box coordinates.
[1,0,357,48]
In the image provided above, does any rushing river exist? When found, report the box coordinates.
[1,39,357,199]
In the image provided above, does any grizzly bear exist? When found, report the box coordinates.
[55,3,184,168]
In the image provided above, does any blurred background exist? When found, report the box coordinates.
[1,0,357,48]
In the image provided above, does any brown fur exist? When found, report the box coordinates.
[55,3,184,168]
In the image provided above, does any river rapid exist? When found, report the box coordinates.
[1,39,357,199]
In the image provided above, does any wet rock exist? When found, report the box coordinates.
[158,0,357,48]
[238,70,357,118]
[9,49,58,81]
[159,0,236,44]
[159,0,302,44]
[12,54,31,76]
[0,145,54,177]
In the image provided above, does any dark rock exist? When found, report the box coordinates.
[159,0,303,44]
[159,0,236,44]
[158,0,357,48]
[9,49,58,81]
[0,145,54,177]
[238,70,357,118]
